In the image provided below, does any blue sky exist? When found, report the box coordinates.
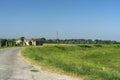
[0,0,120,40]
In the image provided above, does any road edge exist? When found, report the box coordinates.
[19,48,86,80]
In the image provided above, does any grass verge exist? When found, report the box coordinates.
[21,44,120,80]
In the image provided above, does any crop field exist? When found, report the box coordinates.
[22,44,120,80]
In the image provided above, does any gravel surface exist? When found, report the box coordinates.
[0,48,83,80]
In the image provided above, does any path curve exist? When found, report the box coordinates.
[0,48,83,80]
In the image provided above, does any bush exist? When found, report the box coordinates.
[54,45,65,50]
[94,44,102,48]
[78,45,93,48]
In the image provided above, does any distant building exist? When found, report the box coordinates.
[32,40,43,46]
[16,40,22,45]
[16,39,43,46]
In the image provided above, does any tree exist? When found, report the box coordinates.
[39,37,46,43]
[0,39,7,47]
[34,37,46,43]
[20,37,25,46]
[7,39,15,47]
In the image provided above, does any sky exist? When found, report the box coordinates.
[0,0,120,41]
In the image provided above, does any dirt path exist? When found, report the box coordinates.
[0,48,83,80]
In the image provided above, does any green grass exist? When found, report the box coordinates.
[30,69,39,72]
[22,44,120,80]
[0,46,9,50]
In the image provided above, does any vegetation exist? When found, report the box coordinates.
[0,39,16,47]
[30,69,39,72]
[32,38,120,44]
[20,36,25,46]
[22,44,120,80]
[0,37,120,47]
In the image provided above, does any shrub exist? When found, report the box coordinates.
[78,45,93,48]
[94,44,102,48]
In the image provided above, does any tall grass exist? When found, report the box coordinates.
[22,44,120,80]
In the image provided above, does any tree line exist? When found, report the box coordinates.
[58,39,120,44]
[33,38,120,44]
[0,37,120,47]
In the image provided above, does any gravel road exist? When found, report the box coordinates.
[0,48,82,80]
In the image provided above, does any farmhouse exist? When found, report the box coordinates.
[16,39,43,46]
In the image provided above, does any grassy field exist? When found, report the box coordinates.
[22,44,120,80]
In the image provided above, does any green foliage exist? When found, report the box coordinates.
[30,38,120,44]
[33,37,46,43]
[78,44,93,48]
[0,39,16,47]
[0,39,7,46]
[20,37,25,42]
[93,44,102,47]
[114,45,120,48]
[20,36,25,46]
[22,44,120,80]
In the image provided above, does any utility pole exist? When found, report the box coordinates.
[56,31,59,44]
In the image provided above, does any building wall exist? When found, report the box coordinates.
[16,40,22,44]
